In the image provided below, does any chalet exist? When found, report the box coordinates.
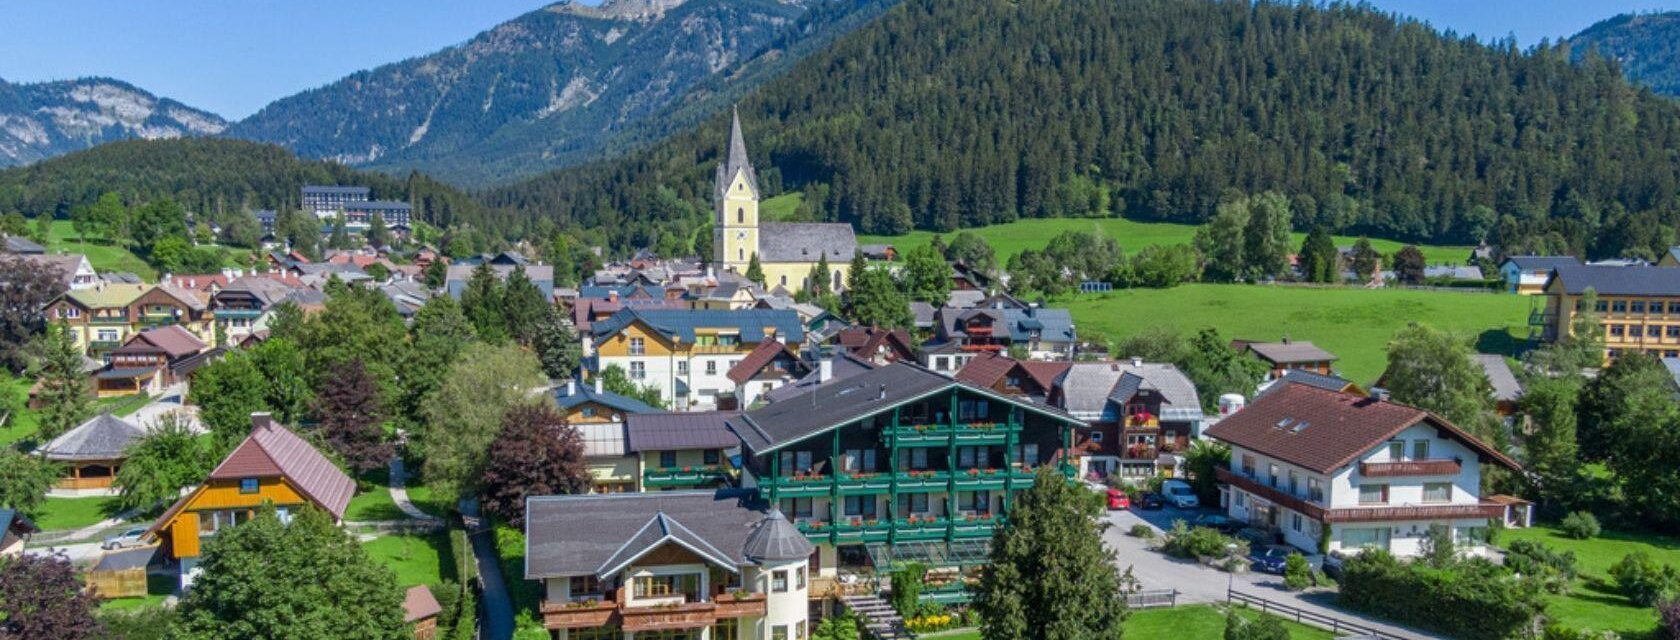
[1052,360,1203,479]
[1206,383,1521,558]
[949,262,995,292]
[556,379,659,425]
[38,413,144,492]
[19,253,98,292]
[1500,255,1580,295]
[98,325,210,397]
[591,309,804,411]
[932,306,1076,360]
[1535,263,1680,360]
[1233,338,1339,380]
[954,353,1068,404]
[833,327,917,365]
[146,413,354,589]
[727,340,811,408]
[212,276,305,342]
[0,509,38,558]
[525,492,811,640]
[627,412,740,491]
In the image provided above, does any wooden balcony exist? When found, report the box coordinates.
[619,602,721,632]
[541,592,764,633]
[1322,503,1506,523]
[539,599,615,629]
[1359,459,1462,477]
[711,592,767,618]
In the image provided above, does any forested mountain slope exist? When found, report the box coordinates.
[0,77,225,167]
[485,0,1680,260]
[1569,12,1680,98]
[229,0,891,186]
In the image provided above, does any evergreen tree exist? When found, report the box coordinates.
[328,214,352,250]
[310,359,393,475]
[500,266,548,344]
[847,249,868,290]
[423,258,448,290]
[901,245,952,304]
[401,296,477,430]
[1517,371,1581,506]
[975,468,1127,640]
[1392,245,1427,284]
[1350,238,1380,282]
[531,308,582,380]
[479,404,590,527]
[366,212,390,248]
[745,252,766,287]
[36,323,91,442]
[461,262,507,343]
[1298,227,1339,283]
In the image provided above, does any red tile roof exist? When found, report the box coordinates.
[955,352,1016,387]
[835,327,915,361]
[727,340,797,385]
[1204,383,1520,475]
[1019,361,1071,390]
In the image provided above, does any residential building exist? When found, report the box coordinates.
[1232,338,1339,379]
[38,413,144,492]
[1500,255,1581,294]
[301,185,371,213]
[919,341,981,376]
[931,305,1077,360]
[726,341,811,408]
[18,253,99,292]
[525,491,811,640]
[1473,354,1524,417]
[558,379,660,425]
[628,412,741,491]
[146,413,354,589]
[832,327,916,365]
[97,325,213,397]
[0,510,38,558]
[592,308,804,411]
[212,276,305,342]
[342,200,413,228]
[759,351,877,404]
[445,263,556,302]
[1052,360,1203,479]
[726,363,1085,603]
[1534,263,1680,360]
[1206,383,1521,558]
[575,418,640,494]
[1256,369,1364,399]
[954,353,1068,404]
[44,283,152,355]
[713,110,857,294]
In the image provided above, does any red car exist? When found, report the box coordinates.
[1106,488,1130,510]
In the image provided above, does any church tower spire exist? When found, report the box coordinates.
[714,106,759,271]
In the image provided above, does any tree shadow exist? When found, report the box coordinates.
[1474,328,1524,358]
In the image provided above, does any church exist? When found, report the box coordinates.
[714,109,857,295]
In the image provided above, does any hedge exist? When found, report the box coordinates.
[1338,550,1543,640]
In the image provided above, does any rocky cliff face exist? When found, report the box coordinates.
[0,77,226,167]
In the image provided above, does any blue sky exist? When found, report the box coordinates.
[0,0,1675,120]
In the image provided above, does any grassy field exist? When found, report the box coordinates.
[1064,283,1530,383]
[45,220,157,278]
[32,495,124,531]
[920,604,1335,640]
[344,469,450,522]
[362,533,451,589]
[1502,525,1680,637]
[0,377,39,448]
[98,573,174,612]
[761,193,805,221]
[858,217,1474,266]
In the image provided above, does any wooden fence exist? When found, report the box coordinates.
[1227,590,1406,639]
[1124,589,1180,609]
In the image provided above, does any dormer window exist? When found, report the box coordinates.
[239,478,259,494]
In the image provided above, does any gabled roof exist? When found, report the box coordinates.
[218,276,303,306]
[729,362,1080,453]
[525,491,766,578]
[1257,369,1361,399]
[115,325,207,359]
[1473,354,1523,403]
[727,340,804,384]
[955,353,1018,388]
[64,283,149,309]
[39,413,143,461]
[148,414,354,539]
[0,509,38,536]
[757,223,858,263]
[154,283,209,311]
[1237,340,1338,365]
[1502,255,1581,271]
[1546,263,1680,296]
[761,351,878,403]
[592,308,804,345]
[1203,383,1520,475]
[555,382,659,416]
[3,235,45,254]
[834,327,916,362]
[1057,361,1201,420]
[625,412,741,453]
[403,585,442,623]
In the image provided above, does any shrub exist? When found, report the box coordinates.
[1659,598,1680,640]
[1504,539,1577,594]
[1129,524,1156,539]
[1162,521,1246,561]
[1223,607,1289,640]
[1283,554,1312,590]
[1338,549,1544,640]
[890,563,927,618]
[1610,551,1680,606]
[1560,511,1602,540]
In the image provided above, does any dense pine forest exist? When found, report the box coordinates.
[1568,12,1680,98]
[486,0,1680,259]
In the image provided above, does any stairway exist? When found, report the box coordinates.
[842,594,914,640]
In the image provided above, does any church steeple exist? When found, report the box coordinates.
[716,106,758,199]
[715,106,760,271]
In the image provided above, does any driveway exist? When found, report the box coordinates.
[1104,507,1442,640]
[129,384,203,433]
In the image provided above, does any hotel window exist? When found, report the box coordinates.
[1358,484,1389,505]
[1017,443,1039,466]
[772,570,789,593]
[1343,527,1391,551]
[569,575,604,597]
[843,449,877,472]
[660,451,677,468]
[899,448,929,470]
[796,566,806,590]
[966,491,991,513]
[1424,482,1453,503]
[1668,327,1680,339]
[1670,302,1680,314]
[1652,325,1665,338]
[239,478,259,494]
[898,493,929,515]
[1613,301,1628,313]
[844,495,877,518]
[780,498,814,519]
[629,361,646,379]
[629,338,645,355]
[959,399,990,420]
[704,449,721,466]
[634,574,700,599]
[1288,470,1299,496]
[1412,440,1430,460]
[706,361,718,375]
[1610,325,1625,337]
[1307,478,1324,503]
[1596,300,1609,313]
[780,450,815,473]
[1386,440,1405,460]
[1633,301,1648,314]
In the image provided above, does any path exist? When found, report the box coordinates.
[387,458,440,522]
[128,384,203,433]
[1105,508,1441,640]
[462,500,514,640]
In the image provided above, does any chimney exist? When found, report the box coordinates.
[608,291,619,303]
[1369,387,1391,402]
[595,378,604,394]
[1130,356,1143,367]
[251,412,275,432]
[818,358,834,383]
[877,384,887,400]
[566,379,577,396]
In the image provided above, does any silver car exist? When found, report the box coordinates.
[101,527,148,550]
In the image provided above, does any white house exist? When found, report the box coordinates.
[1205,382,1522,558]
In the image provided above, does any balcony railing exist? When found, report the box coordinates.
[1359,459,1462,478]
[619,602,721,632]
[1217,467,1506,523]
[540,599,616,629]
[893,516,951,540]
[540,591,765,632]
[214,308,264,318]
[882,421,1017,446]
[642,466,729,488]
[892,470,952,492]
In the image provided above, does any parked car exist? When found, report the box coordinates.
[1191,513,1246,534]
[1106,488,1131,510]
[1137,492,1166,510]
[1249,546,1293,574]
[1322,552,1347,580]
[101,527,148,550]
[1161,480,1199,508]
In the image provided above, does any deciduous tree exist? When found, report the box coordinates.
[248,337,311,424]
[189,350,268,453]
[946,232,998,276]
[1242,192,1294,279]
[0,254,64,371]
[1381,323,1498,437]
[598,364,667,410]
[114,412,210,514]
[400,296,476,429]
[0,552,102,640]
[901,245,952,304]
[0,448,60,515]
[844,266,913,331]
[1195,199,1250,282]
[479,404,590,526]
[418,343,545,503]
[311,359,393,475]
[1349,237,1380,282]
[1392,245,1427,284]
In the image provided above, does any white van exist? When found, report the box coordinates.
[1161,479,1200,509]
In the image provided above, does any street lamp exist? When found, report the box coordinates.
[1225,542,1239,599]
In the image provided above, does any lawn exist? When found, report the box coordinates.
[761,193,805,221]
[1502,525,1680,637]
[98,573,175,612]
[858,217,1474,266]
[343,469,450,522]
[94,392,153,418]
[1063,283,1529,384]
[362,533,452,588]
[32,495,124,531]
[0,377,39,448]
[46,220,156,279]
[919,605,1335,640]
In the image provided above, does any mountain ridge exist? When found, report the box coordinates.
[0,76,226,167]
[1568,11,1680,97]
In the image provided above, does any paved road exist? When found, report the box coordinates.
[1104,507,1442,639]
[462,502,515,640]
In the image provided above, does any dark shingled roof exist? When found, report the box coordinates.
[1546,263,1680,296]
[730,362,1080,453]
[1204,383,1519,475]
[525,490,766,578]
[1474,354,1524,403]
[757,223,858,263]
[727,340,801,385]
[592,308,804,344]
[555,382,659,416]
[0,509,39,536]
[742,510,814,563]
[39,413,144,461]
[761,351,878,403]
[625,412,741,452]
[1240,340,1338,365]
[1258,370,1359,398]
[1503,255,1581,271]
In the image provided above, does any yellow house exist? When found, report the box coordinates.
[714,109,856,294]
[625,412,739,491]
[1537,263,1680,361]
[145,413,354,589]
[43,283,215,356]
[557,379,662,493]
[592,308,804,411]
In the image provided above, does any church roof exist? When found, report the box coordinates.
[715,107,759,200]
[758,223,858,263]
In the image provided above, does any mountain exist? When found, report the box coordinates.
[228,0,892,186]
[485,0,1680,261]
[1568,12,1680,97]
[0,77,226,167]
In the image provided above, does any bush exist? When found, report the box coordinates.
[1610,551,1680,606]
[1504,539,1577,594]
[890,563,927,618]
[1161,521,1246,561]
[1129,524,1156,539]
[1338,549,1544,640]
[1283,554,1312,590]
[1659,598,1680,640]
[1223,607,1289,640]
[1560,511,1602,540]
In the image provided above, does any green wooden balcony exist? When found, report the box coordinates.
[892,517,951,541]
[835,472,893,495]
[764,474,833,498]
[642,465,729,488]
[883,421,1017,447]
[891,470,952,493]
[952,469,1009,491]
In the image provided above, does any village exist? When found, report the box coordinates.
[3,113,1679,640]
